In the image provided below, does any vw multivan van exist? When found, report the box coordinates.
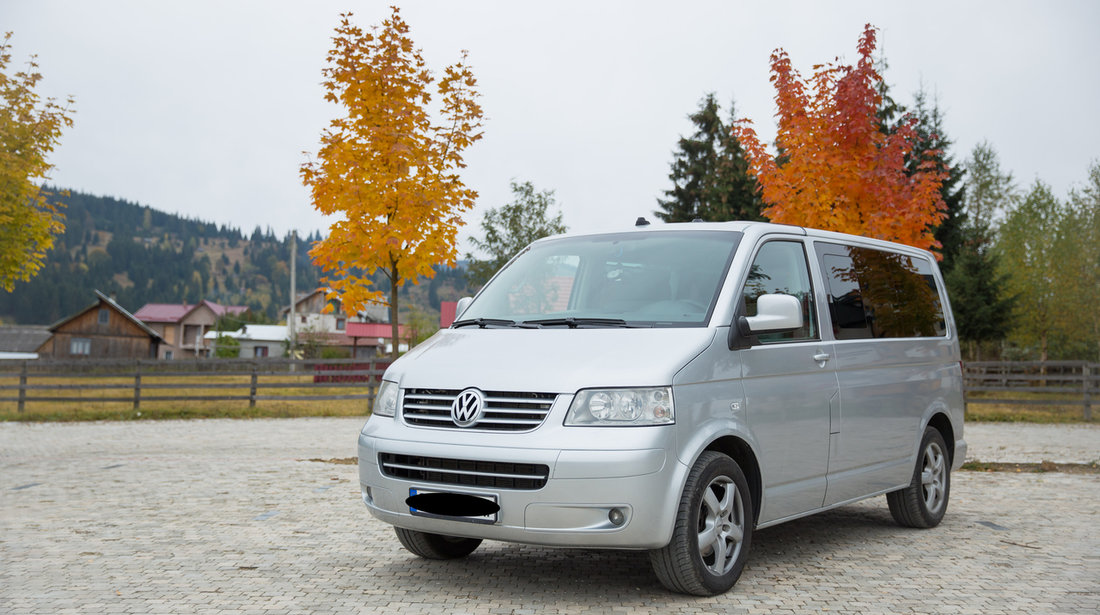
[357,221,966,595]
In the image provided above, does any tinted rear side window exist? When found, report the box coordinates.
[814,242,946,339]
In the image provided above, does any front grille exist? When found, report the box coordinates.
[401,388,556,432]
[378,453,549,490]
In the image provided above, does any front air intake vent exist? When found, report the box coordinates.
[378,453,549,490]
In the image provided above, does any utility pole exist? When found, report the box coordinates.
[289,230,297,359]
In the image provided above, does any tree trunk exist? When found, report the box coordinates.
[390,266,400,360]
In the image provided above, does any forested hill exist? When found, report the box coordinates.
[0,190,472,326]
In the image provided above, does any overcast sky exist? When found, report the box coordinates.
[6,0,1099,255]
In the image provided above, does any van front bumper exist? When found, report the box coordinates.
[357,428,685,549]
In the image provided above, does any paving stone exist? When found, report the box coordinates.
[1,418,1098,613]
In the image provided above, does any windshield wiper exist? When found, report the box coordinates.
[451,318,517,329]
[520,317,638,329]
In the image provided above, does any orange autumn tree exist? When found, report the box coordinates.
[733,24,946,252]
[302,8,483,357]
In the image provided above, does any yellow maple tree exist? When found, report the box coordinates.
[0,32,75,292]
[733,25,946,253]
[301,8,483,356]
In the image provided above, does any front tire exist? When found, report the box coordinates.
[394,527,482,559]
[650,451,753,596]
[887,426,950,528]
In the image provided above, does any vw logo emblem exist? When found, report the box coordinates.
[451,388,485,427]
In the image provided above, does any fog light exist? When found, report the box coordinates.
[362,486,373,505]
[608,508,625,526]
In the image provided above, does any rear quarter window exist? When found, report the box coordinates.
[814,242,947,339]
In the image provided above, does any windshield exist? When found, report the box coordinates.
[457,231,742,328]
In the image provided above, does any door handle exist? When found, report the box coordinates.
[813,352,831,366]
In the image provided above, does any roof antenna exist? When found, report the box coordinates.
[635,216,650,227]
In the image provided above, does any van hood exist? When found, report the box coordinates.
[386,327,718,393]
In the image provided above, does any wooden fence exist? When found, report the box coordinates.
[963,361,1097,420]
[2,359,1096,419]
[1,358,390,413]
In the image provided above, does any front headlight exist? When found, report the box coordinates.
[371,380,399,417]
[565,387,674,426]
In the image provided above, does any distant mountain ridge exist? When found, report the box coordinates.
[0,190,471,326]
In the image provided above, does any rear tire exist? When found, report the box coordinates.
[887,426,950,528]
[650,451,753,596]
[394,527,482,559]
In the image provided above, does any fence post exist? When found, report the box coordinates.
[18,361,27,413]
[249,362,258,408]
[1084,363,1092,422]
[133,361,142,410]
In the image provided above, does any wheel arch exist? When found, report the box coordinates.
[925,412,956,464]
[703,435,762,524]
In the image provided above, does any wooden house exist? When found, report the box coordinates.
[37,291,162,359]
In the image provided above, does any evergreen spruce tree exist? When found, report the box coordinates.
[944,243,1013,359]
[908,90,966,273]
[874,56,904,133]
[655,94,763,222]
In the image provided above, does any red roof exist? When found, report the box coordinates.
[134,303,190,322]
[346,322,408,339]
[134,300,248,323]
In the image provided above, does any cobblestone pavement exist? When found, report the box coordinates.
[2,418,1097,614]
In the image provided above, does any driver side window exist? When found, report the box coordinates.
[742,241,818,343]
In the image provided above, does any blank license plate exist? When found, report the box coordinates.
[408,488,499,524]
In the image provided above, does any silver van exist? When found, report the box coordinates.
[357,221,966,595]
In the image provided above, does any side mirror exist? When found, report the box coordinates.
[742,293,803,334]
[455,296,474,320]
